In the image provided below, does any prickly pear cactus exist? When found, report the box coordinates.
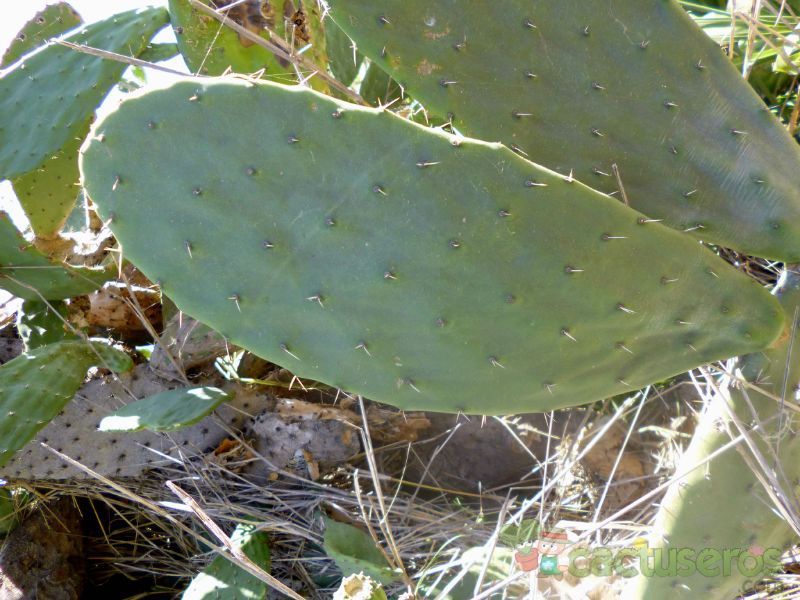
[0,2,82,68]
[326,0,800,260]
[0,340,132,469]
[80,78,784,414]
[0,6,169,239]
[183,523,271,600]
[0,213,114,300]
[169,0,277,76]
[628,268,800,598]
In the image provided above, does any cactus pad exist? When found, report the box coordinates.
[10,124,89,239]
[81,78,783,414]
[327,0,800,260]
[0,2,82,68]
[0,6,168,238]
[1,2,83,238]
[169,0,279,76]
[0,212,114,300]
[0,340,132,468]
[98,386,230,432]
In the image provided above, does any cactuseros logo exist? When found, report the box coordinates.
[512,526,782,582]
[514,528,570,577]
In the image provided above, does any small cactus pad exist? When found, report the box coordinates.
[0,6,168,238]
[327,0,800,260]
[628,271,800,598]
[323,517,401,585]
[0,2,82,68]
[183,523,271,600]
[98,386,231,432]
[81,78,783,414]
[0,340,132,469]
[0,212,114,300]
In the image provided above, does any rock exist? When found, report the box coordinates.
[0,497,84,600]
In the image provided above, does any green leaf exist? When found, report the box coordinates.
[323,518,401,585]
[498,519,540,548]
[99,386,230,432]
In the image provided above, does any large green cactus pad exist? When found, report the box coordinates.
[327,0,800,261]
[0,340,132,468]
[81,78,783,414]
[0,2,82,68]
[628,271,800,598]
[0,6,168,238]
[0,213,114,300]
